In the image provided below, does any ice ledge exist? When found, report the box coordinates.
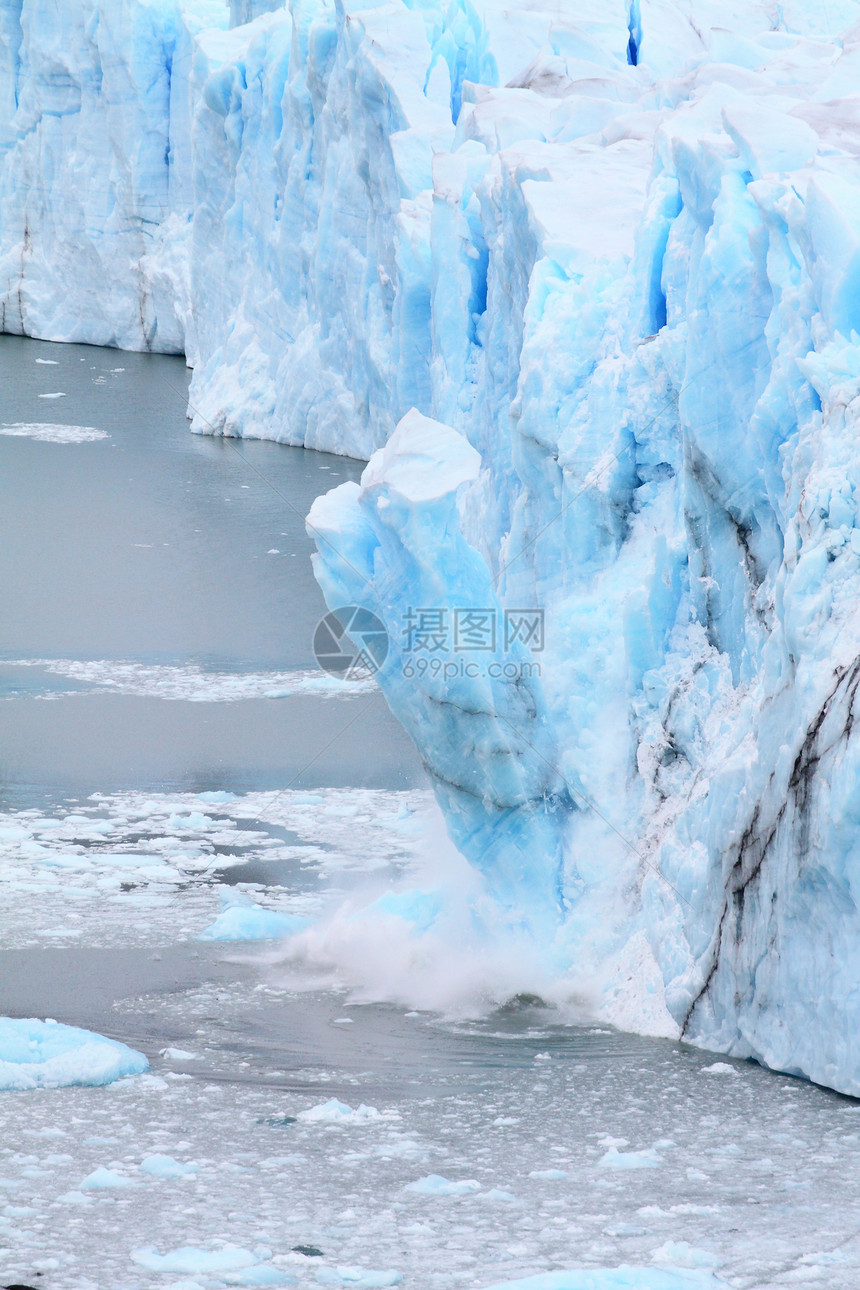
[360,407,481,503]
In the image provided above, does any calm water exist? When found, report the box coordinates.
[2,337,860,1290]
[0,335,422,804]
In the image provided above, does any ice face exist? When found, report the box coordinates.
[308,410,574,927]
[7,0,860,1092]
[296,7,860,1092]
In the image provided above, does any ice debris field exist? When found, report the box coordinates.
[3,775,860,1287]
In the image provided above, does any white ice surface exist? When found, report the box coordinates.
[297,1101,386,1126]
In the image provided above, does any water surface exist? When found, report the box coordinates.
[0,335,422,804]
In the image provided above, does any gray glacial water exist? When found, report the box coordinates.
[0,334,422,806]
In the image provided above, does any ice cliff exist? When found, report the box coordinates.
[6,0,860,1092]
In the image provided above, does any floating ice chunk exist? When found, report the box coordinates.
[0,423,107,443]
[139,1154,199,1178]
[198,890,308,942]
[197,791,238,803]
[0,825,31,841]
[404,1174,481,1195]
[34,357,58,364]
[0,1017,148,1090]
[651,1243,723,1270]
[81,1167,138,1189]
[162,1047,198,1061]
[131,1246,259,1274]
[37,391,66,398]
[701,1062,738,1076]
[168,811,212,830]
[298,1099,382,1125]
[598,1147,662,1170]
[315,1269,402,1287]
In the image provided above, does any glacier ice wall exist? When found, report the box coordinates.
[7,0,860,1090]
[308,408,575,927]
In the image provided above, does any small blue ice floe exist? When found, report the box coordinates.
[198,889,309,942]
[0,1016,148,1090]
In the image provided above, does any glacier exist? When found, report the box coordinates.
[6,0,860,1094]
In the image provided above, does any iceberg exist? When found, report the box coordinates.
[7,0,860,1093]
[0,1016,149,1089]
[198,887,310,940]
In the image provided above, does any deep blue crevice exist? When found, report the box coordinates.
[626,0,641,66]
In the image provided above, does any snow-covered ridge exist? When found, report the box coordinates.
[7,0,860,1090]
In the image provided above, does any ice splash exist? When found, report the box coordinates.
[0,777,661,1026]
[263,786,675,1034]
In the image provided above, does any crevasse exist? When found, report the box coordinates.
[5,0,860,1092]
